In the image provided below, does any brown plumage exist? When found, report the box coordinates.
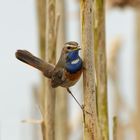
[15,41,83,88]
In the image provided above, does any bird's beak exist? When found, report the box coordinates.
[74,47,81,51]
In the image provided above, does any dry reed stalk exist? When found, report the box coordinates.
[113,116,117,140]
[36,0,46,139]
[107,38,123,114]
[55,0,68,140]
[107,38,139,139]
[93,0,109,139]
[107,38,125,140]
[36,0,46,60]
[45,0,56,140]
[134,9,140,140]
[55,88,68,140]
[80,0,98,139]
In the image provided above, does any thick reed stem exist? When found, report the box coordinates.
[135,9,140,140]
[55,1,68,140]
[36,0,46,139]
[80,0,98,139]
[45,0,56,140]
[93,0,109,139]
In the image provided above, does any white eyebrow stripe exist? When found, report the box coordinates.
[71,58,80,64]
[65,44,76,47]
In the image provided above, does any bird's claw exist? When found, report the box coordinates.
[81,104,92,115]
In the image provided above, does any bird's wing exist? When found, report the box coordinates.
[51,68,66,88]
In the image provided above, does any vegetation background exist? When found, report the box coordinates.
[0,0,139,140]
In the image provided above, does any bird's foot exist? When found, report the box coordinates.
[81,104,92,116]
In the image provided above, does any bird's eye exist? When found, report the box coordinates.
[67,46,71,49]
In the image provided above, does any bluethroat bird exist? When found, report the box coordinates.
[15,41,84,111]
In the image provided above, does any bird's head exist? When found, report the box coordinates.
[62,41,81,62]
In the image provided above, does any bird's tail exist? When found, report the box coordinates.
[15,50,54,78]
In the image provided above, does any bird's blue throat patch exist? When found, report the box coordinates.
[66,51,82,73]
